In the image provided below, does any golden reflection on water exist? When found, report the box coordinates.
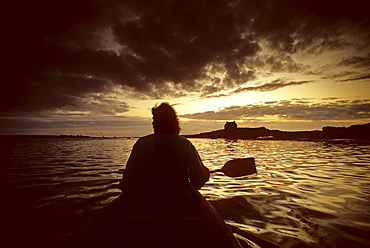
[191,138,370,247]
[2,137,370,247]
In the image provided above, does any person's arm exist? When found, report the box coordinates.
[188,145,210,189]
[119,141,141,192]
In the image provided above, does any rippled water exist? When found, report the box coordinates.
[1,136,370,247]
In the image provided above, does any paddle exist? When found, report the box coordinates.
[210,157,257,177]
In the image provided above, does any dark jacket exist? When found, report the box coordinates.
[120,133,209,216]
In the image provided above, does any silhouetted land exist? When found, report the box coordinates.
[0,135,136,139]
[184,122,370,141]
[0,134,93,139]
[2,122,369,141]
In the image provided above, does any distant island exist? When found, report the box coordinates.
[183,121,370,141]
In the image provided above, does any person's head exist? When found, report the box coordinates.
[152,102,181,135]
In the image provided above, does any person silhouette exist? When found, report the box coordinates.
[120,102,210,216]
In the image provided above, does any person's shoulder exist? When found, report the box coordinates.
[138,133,155,140]
[135,134,155,144]
[177,135,190,142]
[141,133,192,145]
[152,133,191,143]
[177,135,195,146]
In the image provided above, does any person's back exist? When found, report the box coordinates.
[120,103,209,216]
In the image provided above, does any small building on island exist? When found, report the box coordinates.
[224,121,238,139]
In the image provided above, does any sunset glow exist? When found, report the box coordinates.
[1,0,369,137]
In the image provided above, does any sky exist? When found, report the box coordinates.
[1,0,369,137]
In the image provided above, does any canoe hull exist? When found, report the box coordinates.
[65,188,242,248]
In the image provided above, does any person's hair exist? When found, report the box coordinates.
[152,102,181,135]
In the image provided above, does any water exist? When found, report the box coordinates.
[1,136,370,247]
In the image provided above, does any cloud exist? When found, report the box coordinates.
[233,78,312,93]
[317,53,370,82]
[337,54,370,69]
[202,78,312,98]
[181,99,370,121]
[2,0,369,113]
[338,74,370,82]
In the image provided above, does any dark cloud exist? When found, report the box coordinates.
[233,78,312,93]
[322,71,357,80]
[337,54,370,68]
[181,99,370,121]
[319,53,370,81]
[338,74,370,82]
[2,0,369,113]
[203,78,312,98]
[241,54,311,78]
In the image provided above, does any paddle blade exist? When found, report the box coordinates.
[220,158,257,177]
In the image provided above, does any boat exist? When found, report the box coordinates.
[63,187,256,248]
[63,159,280,248]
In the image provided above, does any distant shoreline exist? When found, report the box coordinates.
[0,134,137,139]
[1,122,369,141]
[183,122,370,141]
